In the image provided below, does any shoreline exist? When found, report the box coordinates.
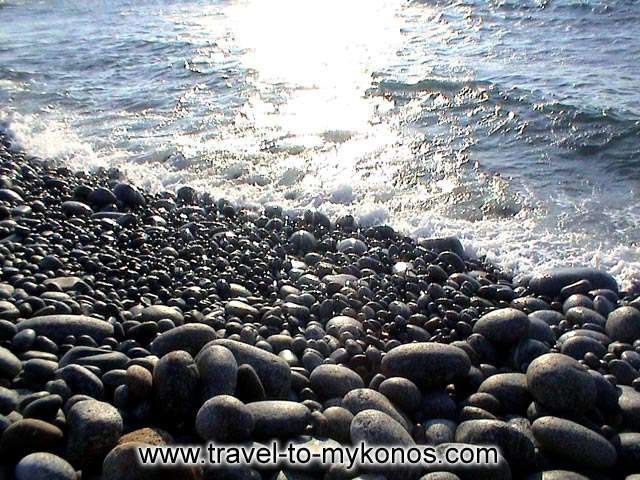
[1,131,640,478]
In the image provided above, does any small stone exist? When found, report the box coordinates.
[0,345,21,380]
[527,268,618,298]
[118,427,173,446]
[526,353,596,414]
[17,315,114,344]
[113,183,145,208]
[150,323,217,357]
[66,399,123,469]
[210,339,291,399]
[455,419,535,467]
[606,306,640,344]
[350,409,415,446]
[0,418,64,459]
[236,364,266,403]
[153,351,199,427]
[478,373,531,414]
[532,416,617,468]
[0,300,20,321]
[617,432,640,472]
[337,238,367,255]
[125,365,153,401]
[139,305,184,326]
[61,200,93,217]
[0,386,18,414]
[57,364,104,399]
[380,343,471,389]
[102,442,180,480]
[15,452,76,480]
[324,406,353,444]
[309,364,365,400]
[195,344,238,401]
[418,236,465,258]
[246,401,310,439]
[289,230,317,254]
[23,394,63,422]
[619,385,640,430]
[195,395,254,443]
[473,308,530,345]
[225,300,259,318]
[379,377,421,413]
[342,388,411,431]
[326,316,364,337]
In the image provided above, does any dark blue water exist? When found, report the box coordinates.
[1,0,639,286]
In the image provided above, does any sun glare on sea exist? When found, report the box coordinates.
[226,0,402,138]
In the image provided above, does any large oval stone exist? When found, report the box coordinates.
[532,416,617,468]
[15,452,76,480]
[195,344,238,401]
[455,419,535,467]
[606,306,640,344]
[342,388,411,431]
[527,268,618,298]
[209,339,291,398]
[66,400,123,469]
[350,409,415,447]
[150,323,217,357]
[309,364,364,400]
[473,308,530,345]
[17,315,114,343]
[246,401,310,439]
[381,343,471,388]
[526,353,596,415]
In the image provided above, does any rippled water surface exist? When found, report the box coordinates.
[1,0,639,286]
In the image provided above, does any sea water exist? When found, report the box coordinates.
[1,0,639,287]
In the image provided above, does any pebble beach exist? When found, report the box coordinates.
[0,131,639,479]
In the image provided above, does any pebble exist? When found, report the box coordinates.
[57,364,104,399]
[342,388,411,431]
[149,323,217,357]
[0,345,21,380]
[195,395,254,443]
[17,315,114,344]
[125,365,153,401]
[618,385,640,430]
[14,452,77,480]
[531,416,617,468]
[378,377,422,413]
[323,406,353,444]
[381,343,471,388]
[526,353,596,414]
[152,351,199,427]
[309,364,365,400]
[605,306,640,343]
[350,409,415,446]
[527,268,618,298]
[22,394,63,421]
[478,373,531,414]
[66,399,123,469]
[0,418,64,459]
[236,364,266,403]
[246,401,311,439]
[211,339,291,398]
[195,344,238,400]
[0,386,18,414]
[455,419,535,467]
[139,305,184,326]
[473,308,530,345]
[617,432,640,472]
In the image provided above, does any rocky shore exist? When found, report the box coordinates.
[0,131,639,480]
